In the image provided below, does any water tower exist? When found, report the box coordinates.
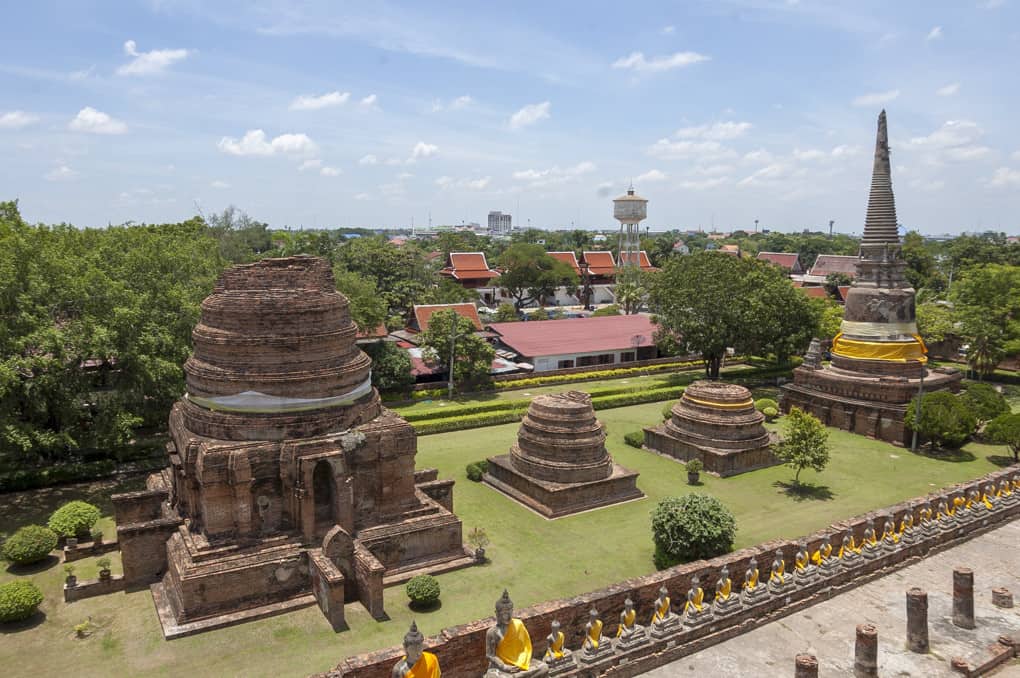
[613,184,648,283]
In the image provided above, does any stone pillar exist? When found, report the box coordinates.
[854,623,878,678]
[953,567,975,629]
[906,587,929,653]
[992,587,1013,609]
[794,653,818,678]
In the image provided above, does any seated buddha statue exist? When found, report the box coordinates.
[542,620,572,673]
[768,549,793,593]
[741,556,769,604]
[898,511,916,544]
[614,597,648,650]
[793,541,817,583]
[712,565,741,615]
[1013,474,1020,493]
[392,622,440,678]
[981,484,995,510]
[813,538,840,576]
[838,534,861,568]
[484,591,549,677]
[861,520,879,558]
[649,585,680,638]
[879,517,900,552]
[578,608,612,664]
[996,479,1012,499]
[683,574,712,626]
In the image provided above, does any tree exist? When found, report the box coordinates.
[951,264,1020,378]
[916,301,956,345]
[493,303,519,323]
[960,383,1009,423]
[361,342,414,393]
[984,413,1020,462]
[614,276,647,315]
[811,298,844,342]
[648,252,817,379]
[905,392,977,450]
[773,407,831,484]
[824,272,852,295]
[901,230,937,290]
[420,310,495,389]
[650,494,736,569]
[495,243,578,310]
[205,206,272,263]
[333,269,388,333]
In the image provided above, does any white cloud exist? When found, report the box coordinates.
[436,175,491,190]
[979,0,1004,8]
[936,82,960,96]
[117,39,190,76]
[0,110,39,129]
[509,101,551,129]
[69,66,95,81]
[69,107,128,134]
[45,164,77,181]
[432,95,473,112]
[742,148,773,164]
[738,163,794,187]
[299,158,322,171]
[1012,150,1020,161]
[217,129,317,156]
[648,138,736,161]
[289,91,350,111]
[354,192,371,200]
[360,94,378,108]
[612,51,710,73]
[359,154,378,165]
[852,90,900,107]
[512,161,595,186]
[793,148,827,161]
[675,121,752,140]
[989,167,1020,187]
[926,26,943,41]
[676,177,728,191]
[635,169,667,183]
[410,141,438,160]
[909,120,983,149]
[831,144,862,158]
[320,166,341,177]
[210,180,230,189]
[661,25,675,35]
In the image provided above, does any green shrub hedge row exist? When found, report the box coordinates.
[465,460,490,481]
[0,580,44,623]
[48,500,101,538]
[1,525,58,565]
[492,359,720,391]
[623,431,645,448]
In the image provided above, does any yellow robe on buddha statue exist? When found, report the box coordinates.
[546,631,565,660]
[403,652,441,678]
[651,597,671,624]
[685,588,704,613]
[744,569,759,590]
[795,553,808,570]
[616,609,636,637]
[811,543,832,565]
[715,579,732,601]
[770,562,785,583]
[587,620,603,649]
[496,619,533,671]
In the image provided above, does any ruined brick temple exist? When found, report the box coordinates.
[484,391,643,518]
[643,381,776,476]
[113,256,470,637]
[780,111,961,445]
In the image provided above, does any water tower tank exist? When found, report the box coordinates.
[613,187,648,223]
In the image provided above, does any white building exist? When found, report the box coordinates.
[487,211,512,235]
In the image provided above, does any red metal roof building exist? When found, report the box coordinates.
[488,314,660,372]
[580,251,617,284]
[438,252,500,288]
[547,251,582,276]
[756,251,803,274]
[797,286,830,300]
[808,254,858,279]
[411,303,483,334]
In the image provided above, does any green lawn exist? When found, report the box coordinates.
[0,401,1012,678]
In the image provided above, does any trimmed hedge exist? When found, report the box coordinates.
[405,575,440,606]
[624,431,645,448]
[465,460,489,481]
[0,580,44,623]
[1,525,58,565]
[754,398,779,412]
[493,360,716,391]
[48,501,101,538]
[651,494,736,569]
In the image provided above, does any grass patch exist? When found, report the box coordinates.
[0,401,1011,677]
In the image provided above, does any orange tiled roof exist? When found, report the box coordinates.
[548,251,581,276]
[581,251,617,276]
[618,251,657,271]
[412,303,483,333]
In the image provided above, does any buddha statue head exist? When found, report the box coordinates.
[495,590,514,625]
[690,574,701,592]
[747,557,758,573]
[623,597,634,612]
[719,565,730,583]
[550,620,561,635]
[588,608,599,624]
[403,621,425,667]
[658,585,669,600]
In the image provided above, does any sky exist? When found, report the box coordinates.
[1,1,1019,235]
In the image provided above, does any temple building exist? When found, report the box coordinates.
[643,381,776,476]
[484,391,643,518]
[113,256,470,637]
[780,111,962,445]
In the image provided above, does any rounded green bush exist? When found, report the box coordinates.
[0,580,44,623]
[685,458,704,474]
[754,398,779,413]
[662,401,677,420]
[905,391,977,450]
[405,574,441,606]
[466,463,483,482]
[762,406,779,421]
[1,525,58,565]
[47,501,101,538]
[624,431,645,448]
[651,494,736,569]
[961,383,1009,422]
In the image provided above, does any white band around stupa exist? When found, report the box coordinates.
[839,320,918,339]
[187,375,373,413]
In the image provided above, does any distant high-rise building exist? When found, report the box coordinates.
[488,211,512,234]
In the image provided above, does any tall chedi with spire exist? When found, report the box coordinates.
[780,111,961,446]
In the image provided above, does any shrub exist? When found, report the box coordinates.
[591,304,621,317]
[905,392,977,450]
[405,574,441,606]
[0,580,44,623]
[961,383,1009,422]
[466,527,490,550]
[624,431,645,448]
[1,525,58,565]
[650,495,736,569]
[47,501,101,538]
[685,458,704,474]
[662,401,676,420]
[754,398,778,413]
[97,557,112,571]
[762,406,779,421]
[465,460,489,481]
[984,412,1020,462]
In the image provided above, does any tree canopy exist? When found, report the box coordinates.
[419,310,494,389]
[774,407,831,484]
[495,243,578,310]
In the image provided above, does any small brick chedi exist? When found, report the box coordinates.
[484,392,642,518]
[643,381,775,476]
[113,256,468,637]
[780,111,961,445]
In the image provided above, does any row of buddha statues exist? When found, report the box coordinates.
[391,476,1018,677]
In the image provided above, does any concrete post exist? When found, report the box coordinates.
[794,653,818,678]
[854,623,878,677]
[953,567,975,629]
[906,587,929,653]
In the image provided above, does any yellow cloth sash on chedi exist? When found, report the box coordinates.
[405,651,441,678]
[496,619,533,671]
[616,610,636,636]
[588,620,603,649]
[831,333,927,363]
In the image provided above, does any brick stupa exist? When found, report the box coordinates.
[780,111,962,444]
[113,256,470,637]
[643,381,777,476]
[484,391,643,518]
